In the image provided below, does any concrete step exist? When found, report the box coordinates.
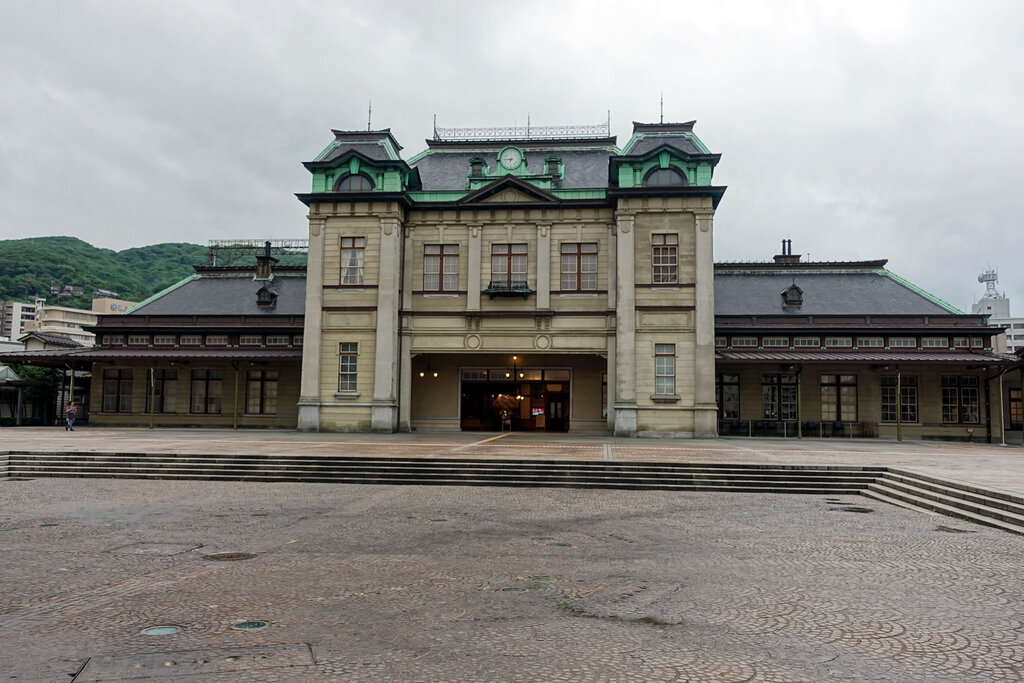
[866,479,1024,533]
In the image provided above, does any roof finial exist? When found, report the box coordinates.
[367,101,372,131]
[660,92,663,124]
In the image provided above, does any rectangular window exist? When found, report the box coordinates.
[824,337,852,347]
[145,369,177,413]
[103,335,124,345]
[651,234,678,284]
[491,244,528,287]
[180,335,201,345]
[102,369,133,413]
[1010,388,1022,430]
[266,335,289,346]
[761,374,798,421]
[654,344,676,395]
[889,337,916,348]
[341,236,366,284]
[205,335,228,346]
[762,337,789,347]
[293,336,303,346]
[881,375,918,423]
[731,337,758,347]
[921,337,948,348]
[424,244,460,292]
[820,374,858,422]
[240,335,262,346]
[857,337,884,348]
[714,336,727,347]
[952,336,970,348]
[338,342,358,392]
[793,337,820,348]
[190,369,223,414]
[717,373,740,419]
[246,370,278,415]
[970,337,983,348]
[941,376,980,424]
[560,243,598,292]
[128,335,149,345]
[153,335,175,345]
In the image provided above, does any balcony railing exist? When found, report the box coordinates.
[483,280,533,300]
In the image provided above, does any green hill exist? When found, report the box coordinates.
[0,237,210,308]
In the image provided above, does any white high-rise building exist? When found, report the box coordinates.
[972,269,1024,353]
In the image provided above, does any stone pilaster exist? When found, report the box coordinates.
[693,210,718,438]
[297,215,326,431]
[467,224,482,311]
[613,210,637,437]
[537,223,551,309]
[371,215,403,432]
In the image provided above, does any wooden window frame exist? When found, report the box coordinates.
[145,369,177,413]
[424,244,460,293]
[246,369,279,415]
[490,243,528,288]
[341,236,366,285]
[190,369,223,414]
[102,368,133,413]
[338,342,358,392]
[651,234,678,285]
[560,243,598,292]
[654,344,676,395]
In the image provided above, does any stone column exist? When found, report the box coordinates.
[371,214,403,432]
[613,210,637,436]
[467,224,482,311]
[537,223,551,309]
[398,333,412,432]
[693,209,718,438]
[297,215,326,431]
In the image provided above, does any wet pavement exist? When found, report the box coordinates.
[2,429,1024,680]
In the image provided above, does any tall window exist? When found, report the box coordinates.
[341,237,366,284]
[717,373,740,419]
[190,369,223,414]
[643,167,687,186]
[560,243,598,291]
[424,244,459,292]
[820,374,857,422]
[491,244,528,287]
[246,370,278,415]
[102,369,133,413]
[339,342,358,392]
[761,374,797,420]
[941,376,979,424]
[881,375,917,423]
[1010,388,1022,429]
[145,369,177,413]
[335,174,374,191]
[654,344,676,395]
[652,234,678,284]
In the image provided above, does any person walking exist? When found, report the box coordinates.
[65,402,76,431]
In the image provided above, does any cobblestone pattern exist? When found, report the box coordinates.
[1,478,1023,681]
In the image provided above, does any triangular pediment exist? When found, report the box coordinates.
[459,175,559,205]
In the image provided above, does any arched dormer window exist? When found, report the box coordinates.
[782,284,803,309]
[334,173,375,192]
[643,167,687,187]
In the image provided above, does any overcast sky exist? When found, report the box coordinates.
[1,1,1021,312]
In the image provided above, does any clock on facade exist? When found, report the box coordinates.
[499,146,523,170]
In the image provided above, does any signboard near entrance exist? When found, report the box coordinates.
[532,407,545,416]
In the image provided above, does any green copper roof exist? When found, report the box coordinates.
[879,270,963,314]
[125,274,200,314]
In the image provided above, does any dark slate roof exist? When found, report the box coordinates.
[714,270,957,316]
[412,147,616,191]
[626,135,703,157]
[130,271,307,316]
[18,332,84,347]
[320,139,394,163]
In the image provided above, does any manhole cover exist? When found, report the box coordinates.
[936,525,976,533]
[231,620,268,630]
[203,552,256,561]
[142,625,180,635]
[839,506,874,513]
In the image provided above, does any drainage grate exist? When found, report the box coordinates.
[203,552,256,561]
[142,626,181,635]
[231,620,268,630]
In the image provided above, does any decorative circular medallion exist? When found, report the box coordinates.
[535,335,551,350]
[465,334,481,349]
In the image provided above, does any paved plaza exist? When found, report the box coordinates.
[2,430,1024,680]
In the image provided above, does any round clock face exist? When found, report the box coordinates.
[500,147,523,169]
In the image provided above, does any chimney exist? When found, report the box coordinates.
[773,239,802,264]
[255,241,278,281]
